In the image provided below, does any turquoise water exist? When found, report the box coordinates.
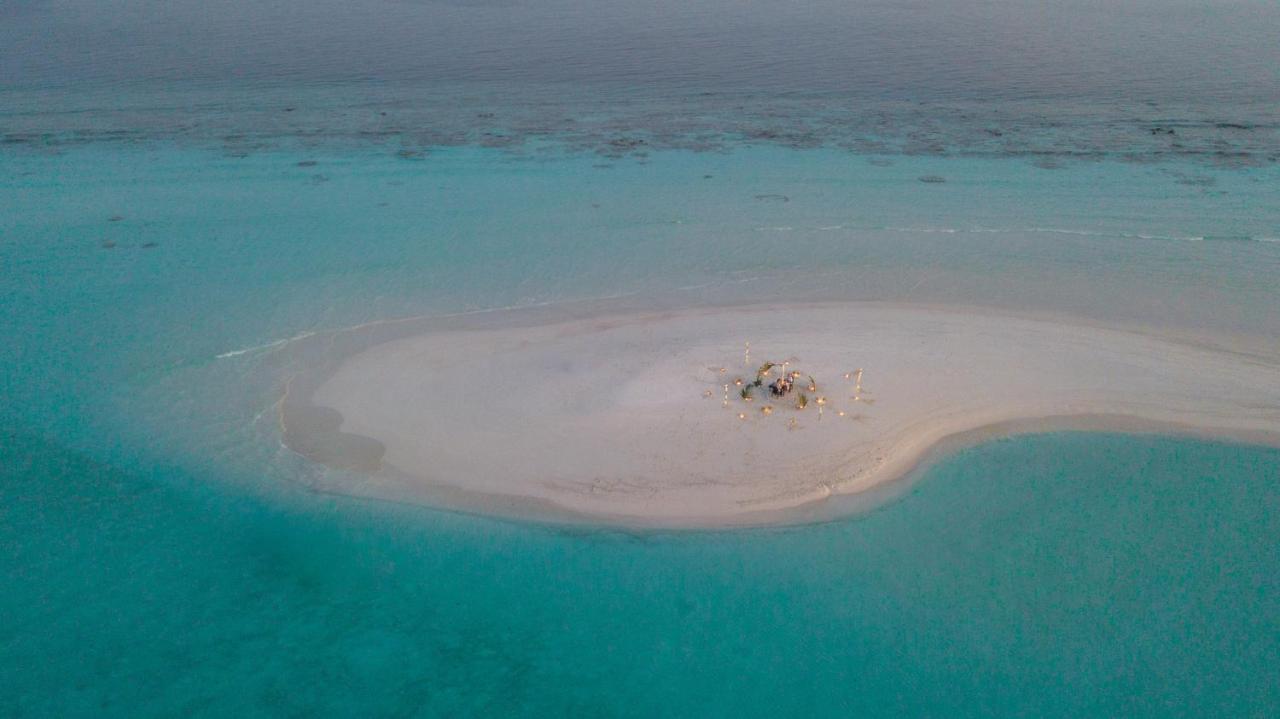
[5,0,1280,714]
[3,142,1279,716]
[5,428,1279,717]
[4,144,1279,487]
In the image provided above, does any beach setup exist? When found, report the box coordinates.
[715,354,866,425]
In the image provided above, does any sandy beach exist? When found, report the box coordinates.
[280,303,1280,526]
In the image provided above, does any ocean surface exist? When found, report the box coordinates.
[3,0,1280,716]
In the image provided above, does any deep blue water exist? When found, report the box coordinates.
[3,0,1279,162]
[3,1,1280,716]
[8,0,1277,96]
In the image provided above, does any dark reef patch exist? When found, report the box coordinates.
[2,89,1275,168]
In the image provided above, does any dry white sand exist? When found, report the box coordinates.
[282,304,1280,526]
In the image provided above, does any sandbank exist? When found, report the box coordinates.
[278,303,1280,527]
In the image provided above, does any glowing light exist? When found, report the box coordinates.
[738,412,747,420]
[761,406,773,415]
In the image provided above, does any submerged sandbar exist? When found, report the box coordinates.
[280,304,1280,526]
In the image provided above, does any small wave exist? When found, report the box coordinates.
[883,226,958,234]
[213,291,659,360]
[216,331,318,359]
[677,274,762,291]
[1200,235,1258,243]
[879,225,1217,243]
[865,223,1264,243]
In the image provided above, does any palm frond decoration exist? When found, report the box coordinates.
[755,362,776,383]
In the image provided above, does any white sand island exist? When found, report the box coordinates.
[280,303,1280,527]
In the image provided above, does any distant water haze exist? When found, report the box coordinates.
[4,0,1278,102]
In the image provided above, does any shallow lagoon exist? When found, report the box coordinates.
[3,140,1280,716]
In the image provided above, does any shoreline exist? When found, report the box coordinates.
[276,302,1280,528]
[289,414,1280,532]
